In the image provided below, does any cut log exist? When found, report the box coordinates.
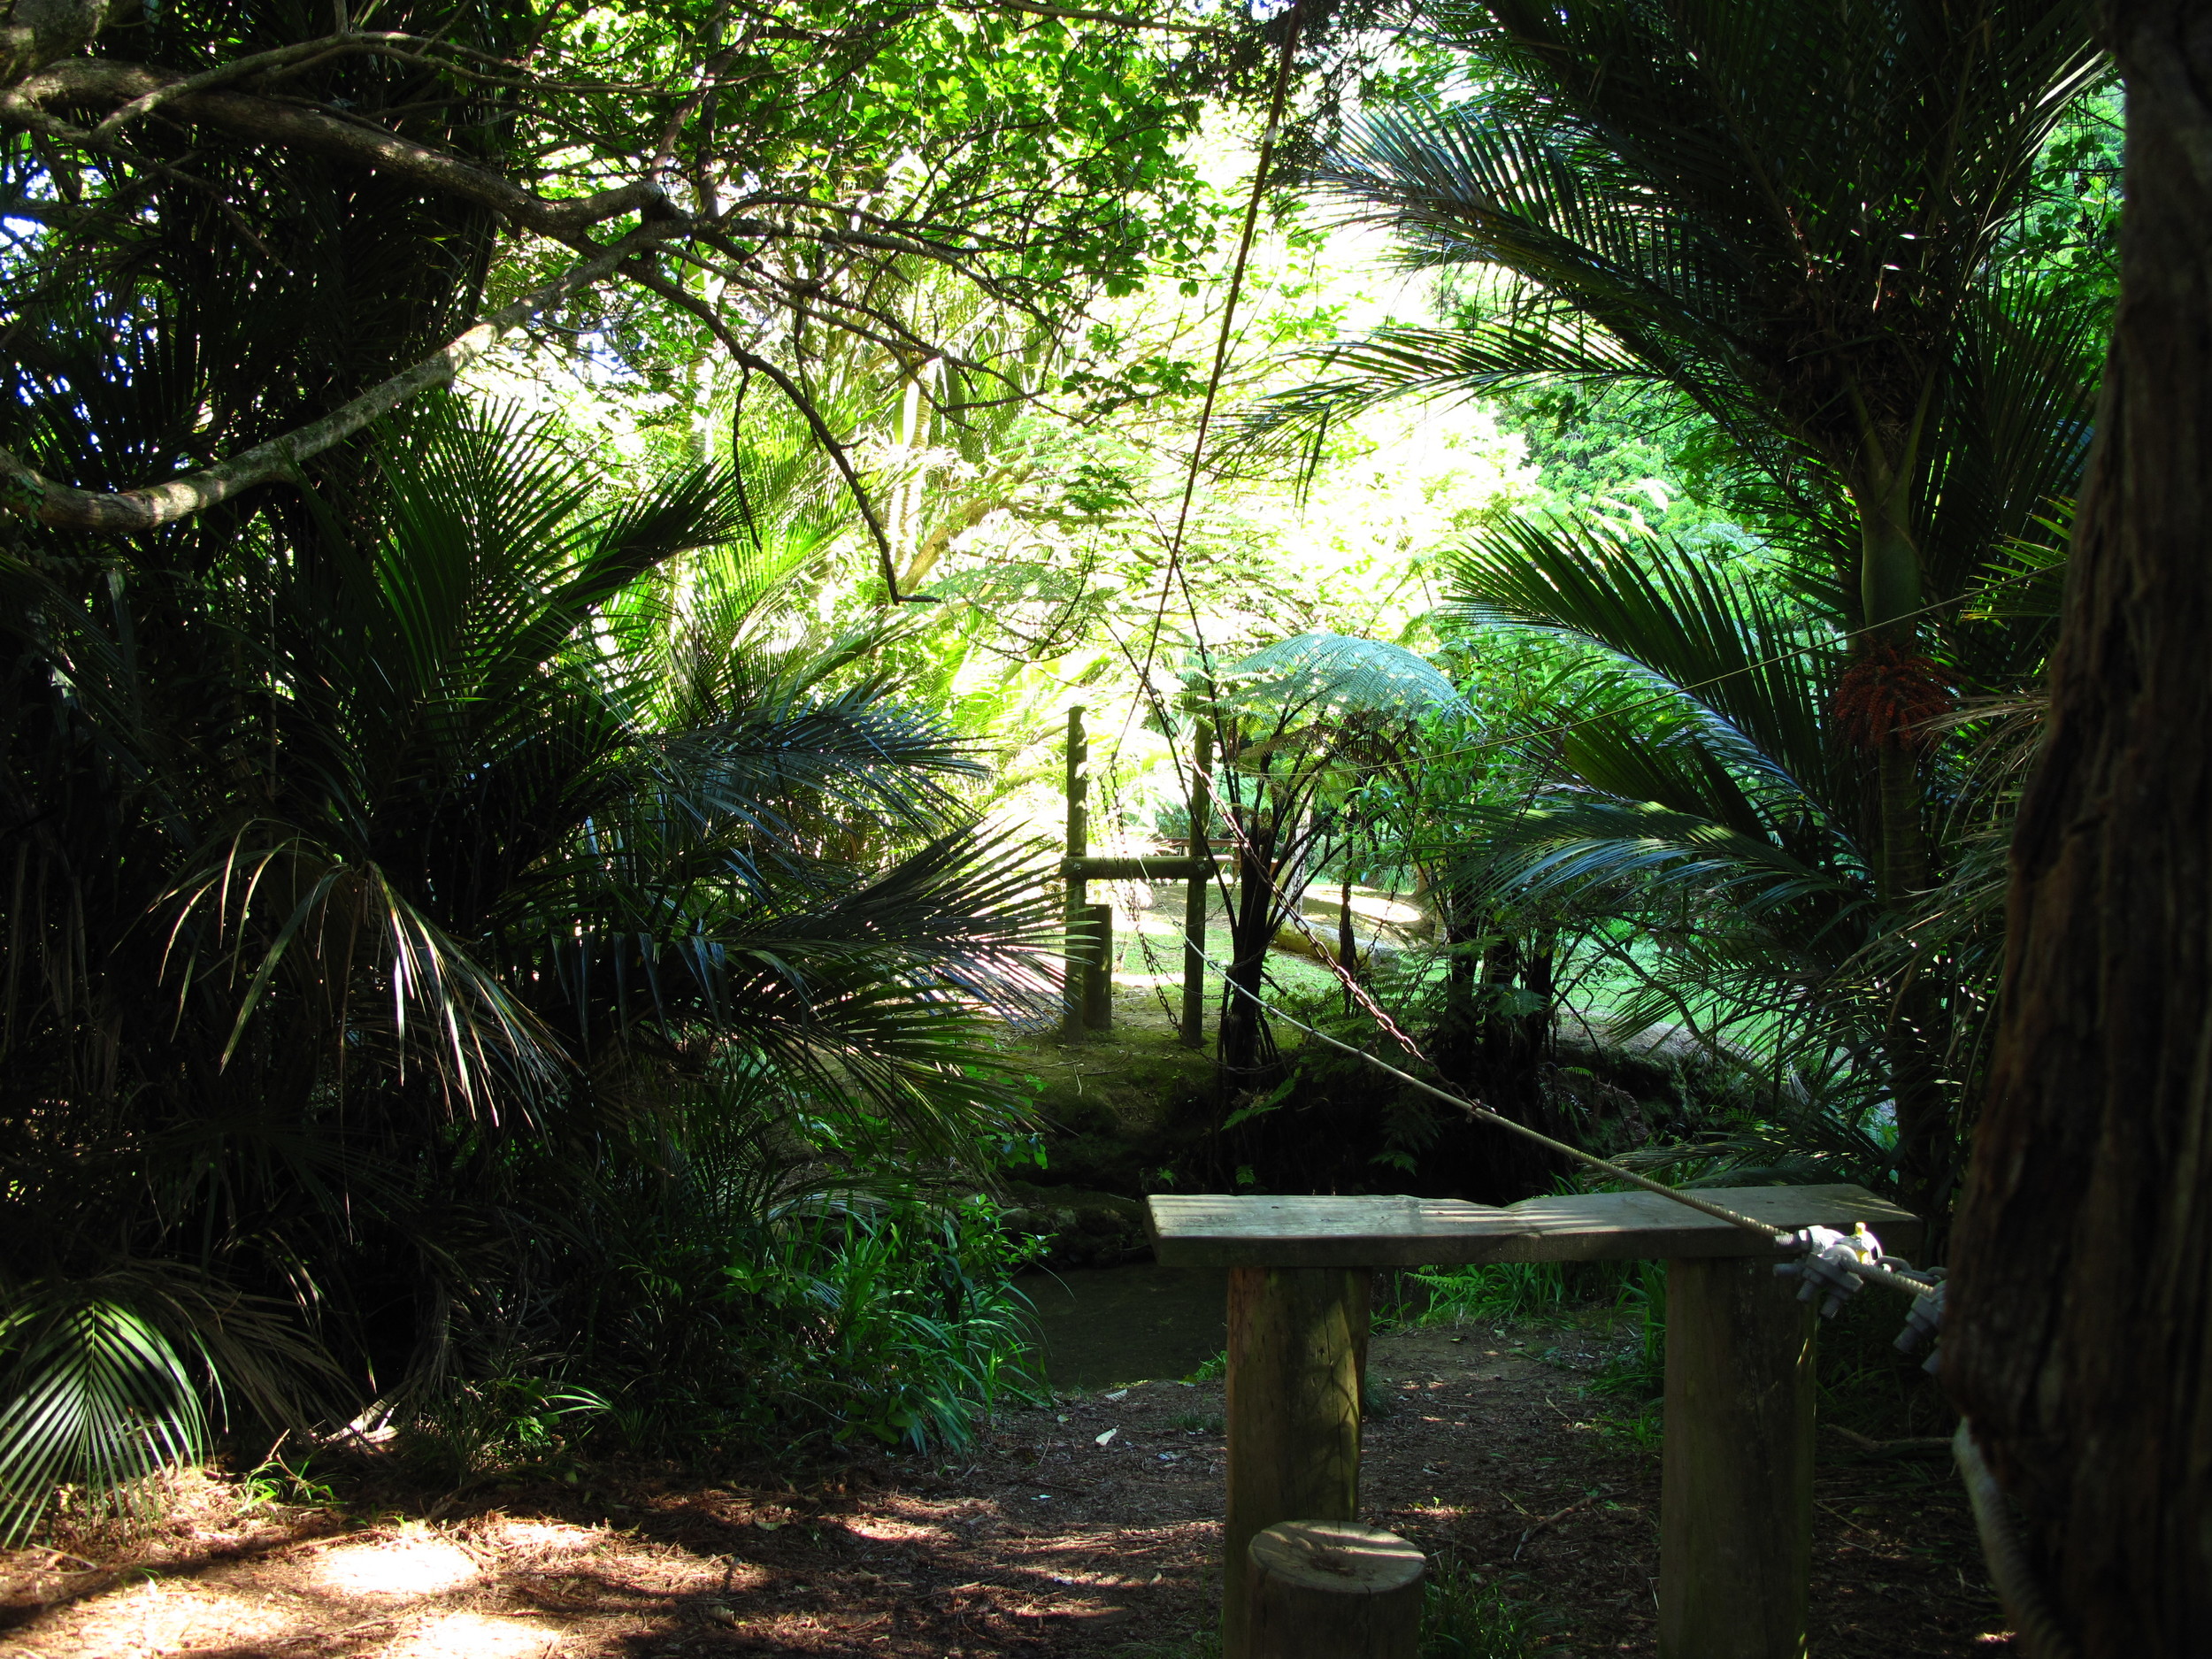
[1245,1520,1424,1659]
[1059,855,1218,881]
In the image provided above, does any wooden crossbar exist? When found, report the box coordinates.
[1060,855,1220,881]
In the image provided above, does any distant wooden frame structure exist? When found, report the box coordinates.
[1148,1183,1922,1659]
[1059,705,1218,1045]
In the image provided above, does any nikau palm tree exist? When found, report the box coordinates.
[0,398,1056,1539]
[1267,0,2103,1216]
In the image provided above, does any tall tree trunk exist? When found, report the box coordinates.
[1217,817,1279,1084]
[1946,9,2212,1650]
[1431,909,1560,1201]
[1852,467,1953,1219]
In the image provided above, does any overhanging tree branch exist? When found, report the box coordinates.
[3,57,663,240]
[618,256,910,601]
[0,230,676,535]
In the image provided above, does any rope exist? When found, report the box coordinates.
[1127,0,1305,708]
[1179,933,1953,1308]
[1048,46,1975,1284]
[1954,1419,2081,1659]
[1071,640,1943,1290]
[1187,935,1791,1240]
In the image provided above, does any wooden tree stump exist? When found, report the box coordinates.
[1222,1266,1370,1659]
[1245,1520,1424,1659]
[1658,1256,1816,1659]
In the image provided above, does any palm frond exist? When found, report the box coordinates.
[1448,516,1840,806]
[1476,797,1864,934]
[0,1293,203,1546]
[1218,632,1469,722]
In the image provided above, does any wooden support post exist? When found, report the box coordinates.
[1180,722,1214,1048]
[1245,1520,1423,1659]
[1658,1256,1816,1659]
[1062,705,1087,1041]
[1082,901,1114,1030]
[1223,1267,1370,1659]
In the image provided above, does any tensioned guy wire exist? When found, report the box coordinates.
[1049,0,2018,1276]
[1128,0,1307,711]
[1189,932,1943,1302]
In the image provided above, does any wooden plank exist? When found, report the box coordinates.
[1147,1184,1921,1268]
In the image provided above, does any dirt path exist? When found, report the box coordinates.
[0,1321,2013,1659]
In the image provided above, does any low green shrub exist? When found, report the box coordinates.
[391,1064,1050,1475]
[1111,1555,1529,1659]
[1185,1348,1227,1383]
[1412,1258,1637,1327]
[1421,1557,1531,1658]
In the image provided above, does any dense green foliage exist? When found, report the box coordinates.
[0,0,2118,1540]
[0,0,1172,1527]
[0,388,1059,1533]
[1220,0,2115,1217]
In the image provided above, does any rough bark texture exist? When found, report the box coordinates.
[0,0,103,84]
[1217,820,1280,1082]
[1944,6,2212,1653]
[1,56,659,239]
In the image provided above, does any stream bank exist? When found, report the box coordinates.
[1020,1263,1226,1392]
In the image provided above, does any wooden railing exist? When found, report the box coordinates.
[1148,1183,1921,1659]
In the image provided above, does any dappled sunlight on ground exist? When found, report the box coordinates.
[313,1532,480,1599]
[0,1318,2016,1657]
[385,1610,562,1658]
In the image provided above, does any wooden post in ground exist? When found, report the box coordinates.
[1180,722,1215,1048]
[1246,1520,1423,1659]
[1062,705,1088,1041]
[1222,1265,1370,1659]
[1081,901,1114,1030]
[1658,1256,1817,1659]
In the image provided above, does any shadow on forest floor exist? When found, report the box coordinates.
[0,1311,2013,1659]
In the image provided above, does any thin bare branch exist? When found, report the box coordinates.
[618,255,910,601]
[958,1,1224,35]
